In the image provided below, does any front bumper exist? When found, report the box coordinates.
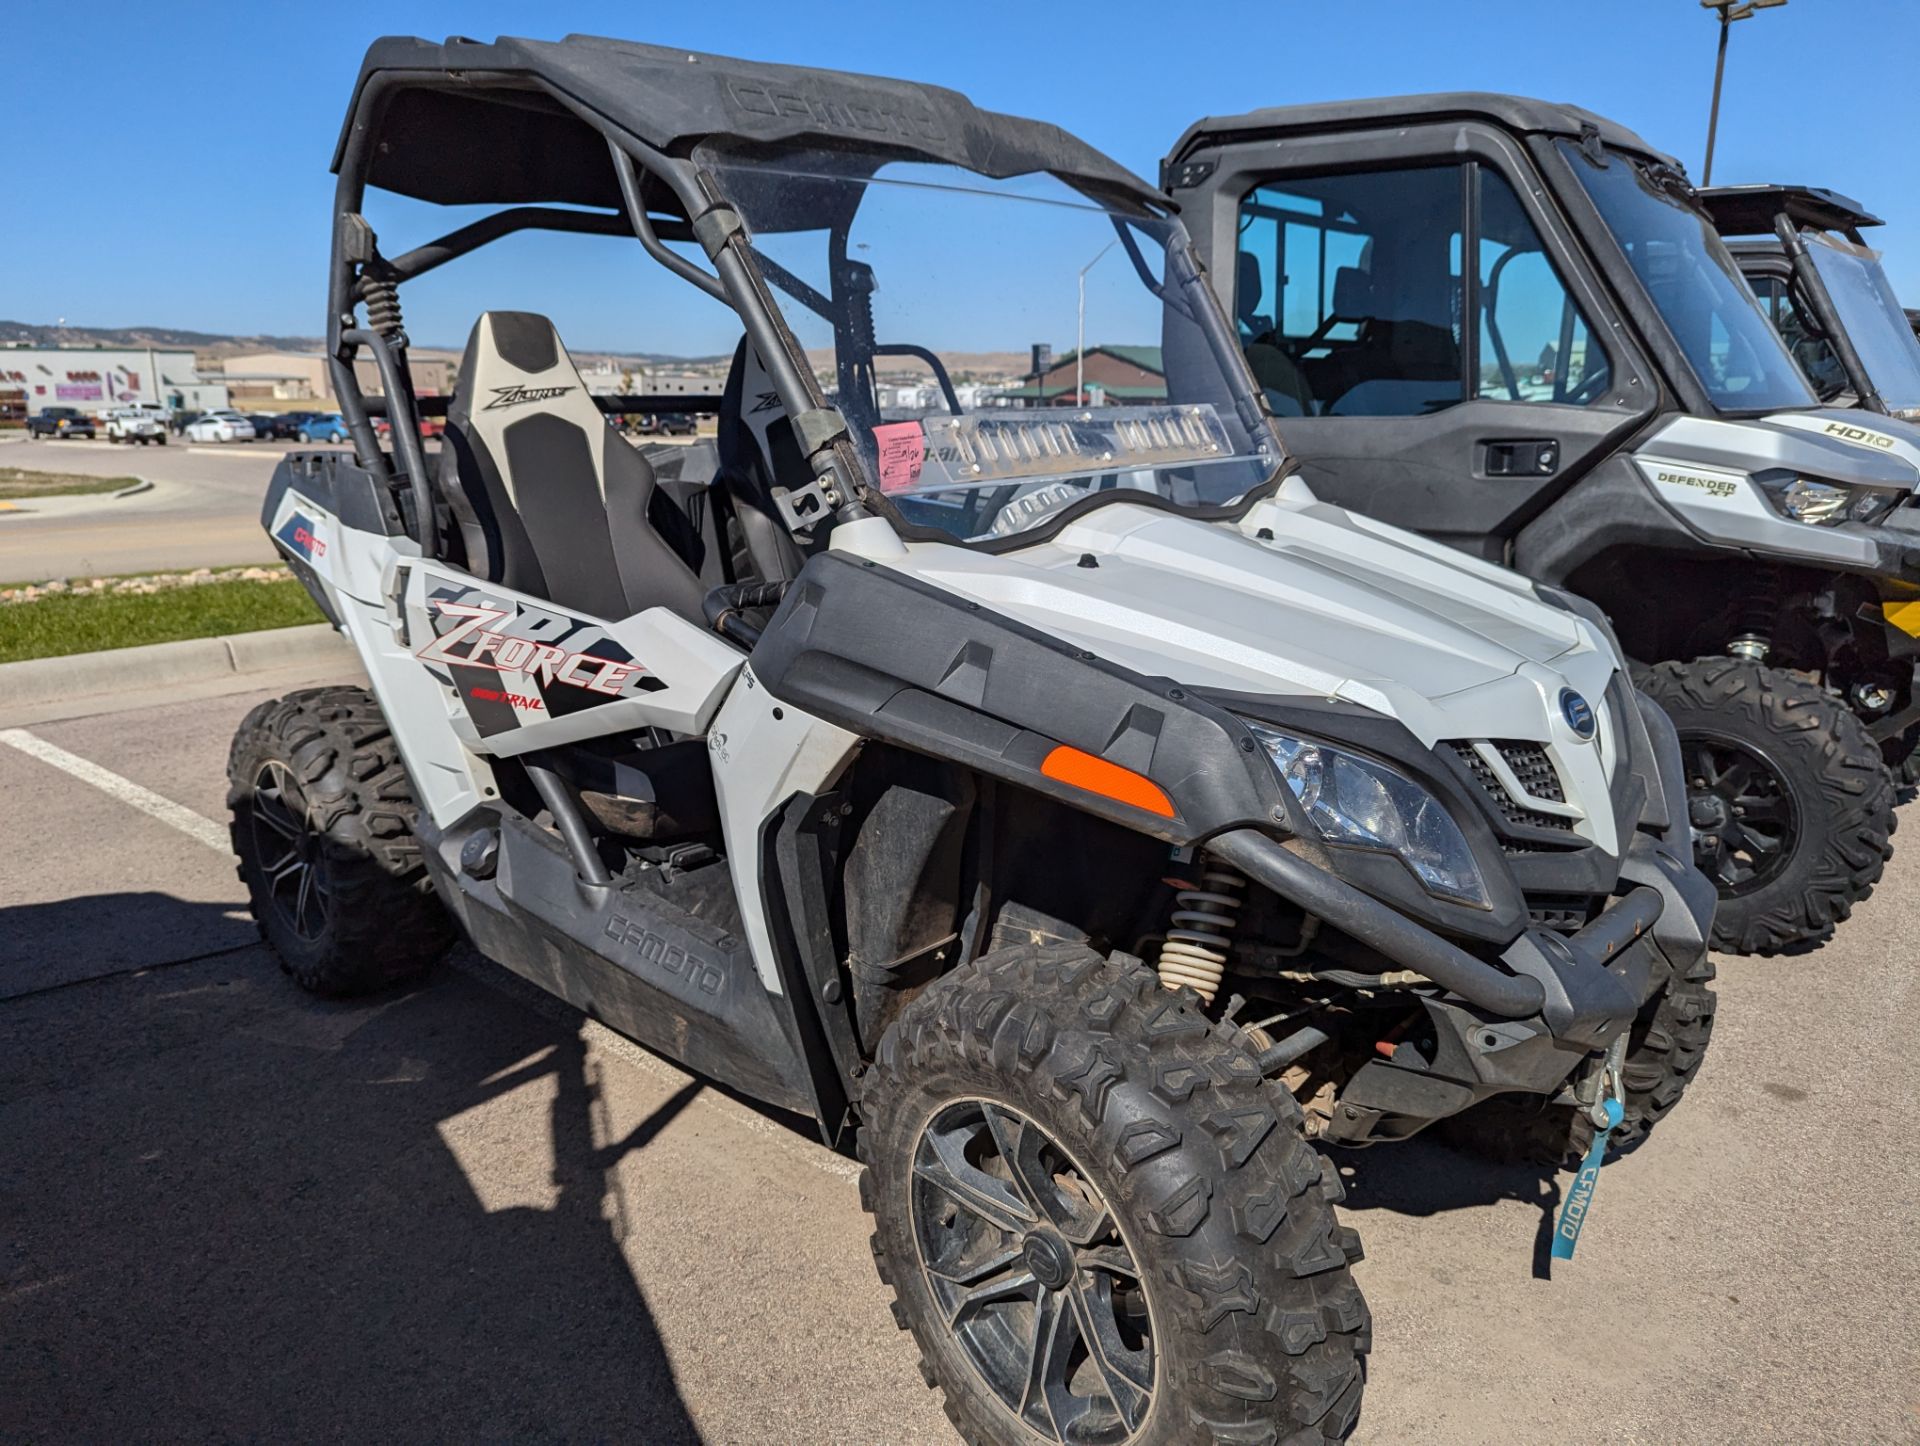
[1212,826,1713,1146]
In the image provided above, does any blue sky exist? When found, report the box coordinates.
[9,0,1916,354]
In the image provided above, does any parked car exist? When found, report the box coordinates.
[170,410,204,436]
[184,411,258,443]
[26,407,96,440]
[639,410,697,436]
[295,413,350,443]
[267,411,329,440]
[105,405,170,446]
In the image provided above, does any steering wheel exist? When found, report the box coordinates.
[1564,367,1611,407]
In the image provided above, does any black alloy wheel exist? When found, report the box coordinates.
[912,1099,1153,1444]
[1681,733,1798,896]
[247,759,334,942]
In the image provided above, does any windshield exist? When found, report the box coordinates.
[1560,141,1814,413]
[704,148,1281,544]
[1803,232,1920,416]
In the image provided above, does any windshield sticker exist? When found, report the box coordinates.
[1821,420,1898,452]
[872,421,926,494]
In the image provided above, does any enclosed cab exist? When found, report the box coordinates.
[1165,94,1918,953]
[1699,183,1920,423]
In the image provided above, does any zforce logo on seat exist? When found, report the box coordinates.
[484,384,575,411]
[418,601,651,696]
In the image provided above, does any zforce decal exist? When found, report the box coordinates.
[416,584,665,737]
[274,511,326,560]
[419,601,651,696]
[484,384,576,412]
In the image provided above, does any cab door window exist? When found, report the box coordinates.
[1234,162,1607,416]
[1475,169,1609,404]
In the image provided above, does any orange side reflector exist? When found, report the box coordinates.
[1039,745,1176,818]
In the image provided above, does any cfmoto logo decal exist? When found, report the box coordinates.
[275,511,325,560]
[483,384,575,411]
[1560,688,1596,740]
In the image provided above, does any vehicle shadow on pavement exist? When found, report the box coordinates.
[0,906,706,1442]
[1330,1137,1565,1280]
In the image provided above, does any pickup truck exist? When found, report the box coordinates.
[26,407,96,440]
[105,405,169,446]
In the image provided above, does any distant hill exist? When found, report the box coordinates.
[0,320,326,356]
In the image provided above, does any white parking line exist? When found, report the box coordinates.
[0,722,859,1183]
[0,727,230,853]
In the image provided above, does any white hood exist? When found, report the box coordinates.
[834,478,1621,759]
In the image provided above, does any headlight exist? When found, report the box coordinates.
[1246,722,1491,909]
[1758,475,1901,526]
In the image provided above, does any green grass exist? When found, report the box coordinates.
[0,467,140,500]
[0,578,325,663]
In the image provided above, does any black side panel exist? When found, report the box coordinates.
[426,809,818,1118]
[262,451,407,537]
[751,552,1292,846]
[1512,450,1734,587]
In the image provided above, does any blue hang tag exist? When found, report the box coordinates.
[1551,1098,1624,1264]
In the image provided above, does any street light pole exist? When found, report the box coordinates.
[1076,240,1116,407]
[1703,7,1732,185]
[1700,0,1787,186]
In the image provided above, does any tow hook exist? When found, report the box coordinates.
[1551,1033,1628,1267]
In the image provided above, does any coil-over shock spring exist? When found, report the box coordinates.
[358,269,404,342]
[1155,858,1245,1005]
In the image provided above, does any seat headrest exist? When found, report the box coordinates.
[452,311,611,498]
[1236,251,1263,314]
[1331,266,1375,320]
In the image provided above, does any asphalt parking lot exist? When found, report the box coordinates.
[3,665,1918,1443]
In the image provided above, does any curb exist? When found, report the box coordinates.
[0,624,353,710]
[112,478,154,498]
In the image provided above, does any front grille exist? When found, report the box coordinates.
[1494,741,1564,802]
[1448,741,1575,835]
[1527,894,1602,933]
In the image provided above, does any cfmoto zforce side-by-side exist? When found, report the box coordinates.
[232,44,1716,1442]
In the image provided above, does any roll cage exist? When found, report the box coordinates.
[324,34,1179,554]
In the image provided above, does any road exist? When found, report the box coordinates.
[0,429,706,582]
[2,665,1917,1442]
[0,433,288,578]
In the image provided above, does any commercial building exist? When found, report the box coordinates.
[996,345,1167,406]
[0,345,228,423]
[213,350,458,405]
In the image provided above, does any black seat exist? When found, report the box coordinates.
[437,311,719,621]
[1236,249,1314,418]
[713,338,812,585]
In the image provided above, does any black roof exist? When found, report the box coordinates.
[1696,184,1883,237]
[1165,92,1675,171]
[333,34,1162,213]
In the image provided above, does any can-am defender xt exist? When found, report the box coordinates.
[233,41,1715,1443]
[1699,185,1920,779]
[1165,95,1917,954]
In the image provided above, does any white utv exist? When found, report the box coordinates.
[1165,96,1920,955]
[231,38,1716,1444]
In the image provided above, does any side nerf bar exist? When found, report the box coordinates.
[1208,829,1664,1027]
